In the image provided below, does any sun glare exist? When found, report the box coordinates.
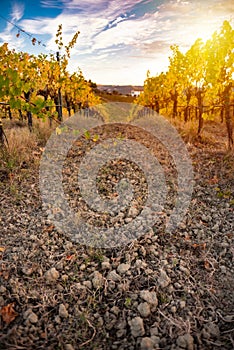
[184,20,226,46]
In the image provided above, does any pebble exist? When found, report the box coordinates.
[54,315,61,324]
[137,302,151,318]
[64,344,75,350]
[0,286,7,293]
[125,218,133,223]
[140,290,158,306]
[220,265,227,274]
[116,329,126,338]
[151,336,160,346]
[117,263,131,274]
[101,261,111,270]
[140,337,154,350]
[108,280,116,290]
[83,280,92,289]
[59,304,69,318]
[179,265,190,276]
[180,300,186,308]
[55,261,64,270]
[107,270,121,282]
[22,267,34,276]
[27,312,38,324]
[62,274,68,281]
[80,264,86,271]
[92,271,104,289]
[176,334,194,350]
[44,267,59,282]
[56,284,64,292]
[158,269,171,288]
[150,326,159,336]
[201,215,209,222]
[110,306,120,316]
[171,306,177,313]
[202,322,220,339]
[135,259,147,269]
[174,282,182,289]
[129,206,138,217]
[128,316,145,337]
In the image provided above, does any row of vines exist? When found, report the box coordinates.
[137,20,234,149]
[0,21,233,148]
[0,25,100,133]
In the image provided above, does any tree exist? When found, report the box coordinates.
[137,20,234,148]
[205,20,234,149]
[0,24,100,127]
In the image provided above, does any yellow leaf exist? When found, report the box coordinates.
[92,134,99,142]
[56,127,62,135]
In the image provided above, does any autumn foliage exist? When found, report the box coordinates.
[137,21,234,149]
[0,24,100,128]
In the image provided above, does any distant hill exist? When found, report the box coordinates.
[97,85,143,95]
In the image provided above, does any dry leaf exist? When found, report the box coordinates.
[0,247,5,252]
[66,254,75,261]
[43,225,54,233]
[208,176,219,184]
[204,260,212,270]
[192,243,206,250]
[0,303,18,324]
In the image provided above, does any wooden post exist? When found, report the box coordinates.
[0,119,4,145]
[24,91,33,132]
[56,52,63,122]
[224,83,233,149]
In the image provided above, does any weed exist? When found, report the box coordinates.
[124,297,132,308]
[215,187,232,199]
[158,292,169,304]
[33,119,54,146]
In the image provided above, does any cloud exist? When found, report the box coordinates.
[19,13,108,54]
[11,1,25,21]
[40,0,145,18]
[142,40,171,53]
[40,0,66,9]
[0,2,25,49]
[103,13,129,31]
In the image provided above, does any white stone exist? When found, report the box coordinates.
[140,290,158,306]
[137,302,151,318]
[128,316,145,337]
[177,334,194,350]
[92,271,104,289]
[117,263,131,274]
[27,312,38,324]
[101,261,111,270]
[44,267,59,282]
[158,269,171,288]
[107,270,121,282]
[59,304,69,318]
[140,337,154,350]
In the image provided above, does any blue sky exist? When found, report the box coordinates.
[0,0,233,85]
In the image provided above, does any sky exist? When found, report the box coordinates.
[0,0,233,85]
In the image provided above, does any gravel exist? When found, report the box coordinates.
[128,317,145,337]
[0,121,233,349]
[137,303,151,318]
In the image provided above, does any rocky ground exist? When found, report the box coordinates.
[0,119,233,350]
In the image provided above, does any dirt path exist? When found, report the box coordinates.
[0,120,233,350]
